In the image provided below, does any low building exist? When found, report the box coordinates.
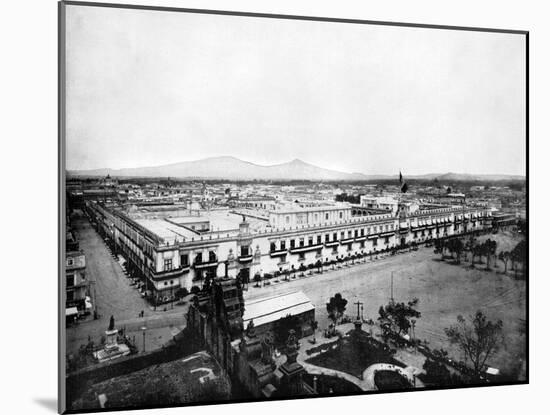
[242,291,315,338]
[492,212,517,229]
[70,351,231,411]
[360,195,399,214]
[186,277,315,398]
[66,251,89,320]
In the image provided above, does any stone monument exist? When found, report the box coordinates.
[93,315,130,363]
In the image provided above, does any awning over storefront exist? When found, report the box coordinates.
[66,307,78,317]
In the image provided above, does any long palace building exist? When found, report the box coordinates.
[85,199,493,304]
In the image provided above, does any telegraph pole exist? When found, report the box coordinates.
[390,272,395,304]
[411,319,416,352]
[141,326,147,353]
[354,301,363,320]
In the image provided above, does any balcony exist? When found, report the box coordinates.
[289,243,323,254]
[237,254,254,263]
[354,236,367,242]
[269,249,288,258]
[324,241,339,247]
[150,265,189,279]
[193,258,218,270]
[340,238,355,245]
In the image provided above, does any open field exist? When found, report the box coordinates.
[245,235,526,378]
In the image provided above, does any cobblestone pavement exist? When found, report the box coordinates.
[66,212,188,356]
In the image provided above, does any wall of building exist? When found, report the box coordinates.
[87,201,492,295]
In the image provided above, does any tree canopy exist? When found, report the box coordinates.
[445,311,503,375]
[274,314,302,346]
[326,293,348,325]
[378,298,421,335]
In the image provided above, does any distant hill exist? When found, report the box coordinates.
[427,172,525,182]
[67,156,525,182]
[68,156,371,181]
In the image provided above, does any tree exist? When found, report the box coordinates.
[434,239,447,260]
[175,287,189,299]
[466,235,477,253]
[444,311,503,376]
[510,240,527,277]
[447,239,464,264]
[315,259,323,273]
[482,239,497,269]
[498,251,511,273]
[378,298,421,336]
[253,272,262,287]
[326,293,348,326]
[310,319,319,343]
[423,358,451,385]
[471,244,484,267]
[274,314,301,346]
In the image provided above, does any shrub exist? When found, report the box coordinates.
[175,287,189,299]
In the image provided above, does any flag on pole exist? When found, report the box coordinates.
[399,171,408,193]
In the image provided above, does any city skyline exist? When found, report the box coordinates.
[65,7,526,175]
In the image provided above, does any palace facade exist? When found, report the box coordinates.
[85,200,493,303]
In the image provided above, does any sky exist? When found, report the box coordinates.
[65,5,526,176]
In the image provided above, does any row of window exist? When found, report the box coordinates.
[269,224,394,252]
[283,211,345,225]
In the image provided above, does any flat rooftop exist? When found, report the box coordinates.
[70,351,230,411]
[133,218,198,244]
[243,291,314,328]
[134,209,270,241]
[272,203,350,214]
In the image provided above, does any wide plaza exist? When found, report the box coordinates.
[244,233,526,378]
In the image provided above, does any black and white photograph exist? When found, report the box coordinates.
[59,1,527,413]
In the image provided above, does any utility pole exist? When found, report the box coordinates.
[390,272,394,304]
[141,326,147,353]
[354,301,363,320]
[411,319,416,351]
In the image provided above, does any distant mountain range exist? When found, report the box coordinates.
[67,156,525,182]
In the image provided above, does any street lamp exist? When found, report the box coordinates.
[411,319,416,352]
[141,326,147,353]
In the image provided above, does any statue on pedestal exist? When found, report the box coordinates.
[284,329,299,364]
[246,319,256,338]
[261,333,274,366]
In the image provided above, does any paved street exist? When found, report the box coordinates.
[66,211,189,356]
